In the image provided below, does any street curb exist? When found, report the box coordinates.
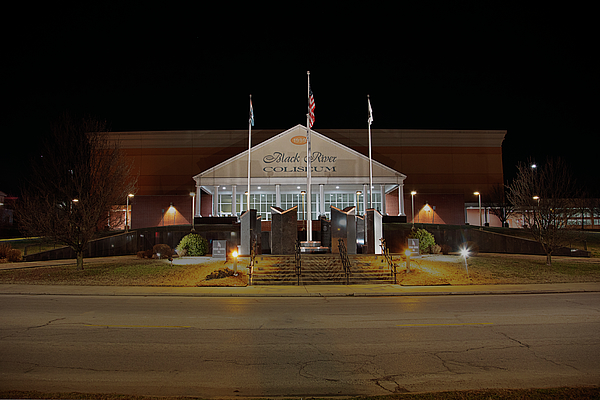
[1,283,599,298]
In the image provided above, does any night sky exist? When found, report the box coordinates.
[4,4,597,197]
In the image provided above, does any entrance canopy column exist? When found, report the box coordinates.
[319,184,325,217]
[363,183,368,215]
[195,186,202,217]
[380,184,386,215]
[232,184,237,217]
[212,185,219,217]
[398,184,405,216]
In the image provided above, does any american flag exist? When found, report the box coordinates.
[249,97,254,127]
[308,87,315,128]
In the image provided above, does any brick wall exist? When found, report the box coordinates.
[385,192,465,225]
[131,195,194,230]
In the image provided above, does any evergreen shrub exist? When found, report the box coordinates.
[176,233,209,256]
[409,228,436,253]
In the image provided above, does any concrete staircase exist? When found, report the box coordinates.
[251,254,396,285]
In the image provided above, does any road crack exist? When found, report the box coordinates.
[371,375,409,393]
[1,317,67,340]
[431,345,510,374]
[495,330,580,371]
[31,317,67,330]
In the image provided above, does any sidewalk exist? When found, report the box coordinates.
[1,282,599,297]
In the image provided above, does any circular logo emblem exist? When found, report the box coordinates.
[291,136,307,145]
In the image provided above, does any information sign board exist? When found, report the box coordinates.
[212,240,227,259]
[408,238,420,255]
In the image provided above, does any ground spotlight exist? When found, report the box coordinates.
[232,250,238,275]
[460,248,470,278]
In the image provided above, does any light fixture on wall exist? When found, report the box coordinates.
[167,202,177,225]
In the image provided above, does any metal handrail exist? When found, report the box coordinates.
[337,238,351,284]
[295,239,301,285]
[379,238,397,283]
[247,233,257,286]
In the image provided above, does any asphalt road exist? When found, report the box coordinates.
[1,293,599,397]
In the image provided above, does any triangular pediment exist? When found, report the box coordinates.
[194,125,406,187]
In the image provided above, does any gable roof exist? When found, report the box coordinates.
[194,125,406,188]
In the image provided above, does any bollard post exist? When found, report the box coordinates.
[404,249,412,273]
[233,250,238,275]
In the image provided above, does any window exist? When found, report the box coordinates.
[219,190,382,220]
[249,193,277,221]
[280,193,316,220]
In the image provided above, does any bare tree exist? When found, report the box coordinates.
[507,158,580,265]
[485,183,515,227]
[17,115,136,269]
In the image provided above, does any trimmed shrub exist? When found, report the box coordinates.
[7,249,22,262]
[206,268,235,280]
[152,244,173,259]
[0,243,11,259]
[441,244,451,255]
[176,233,209,256]
[409,228,436,254]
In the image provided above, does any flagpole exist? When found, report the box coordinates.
[306,71,312,242]
[247,94,252,212]
[368,94,373,210]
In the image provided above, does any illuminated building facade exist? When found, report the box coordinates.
[109,126,506,229]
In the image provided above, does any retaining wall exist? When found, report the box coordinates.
[22,221,590,262]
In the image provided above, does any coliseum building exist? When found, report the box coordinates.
[109,125,506,230]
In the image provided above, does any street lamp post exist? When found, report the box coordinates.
[126,194,134,231]
[410,191,417,228]
[474,191,482,228]
[189,192,196,231]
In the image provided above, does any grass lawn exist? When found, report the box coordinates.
[467,253,600,284]
[0,257,247,286]
[1,252,598,286]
